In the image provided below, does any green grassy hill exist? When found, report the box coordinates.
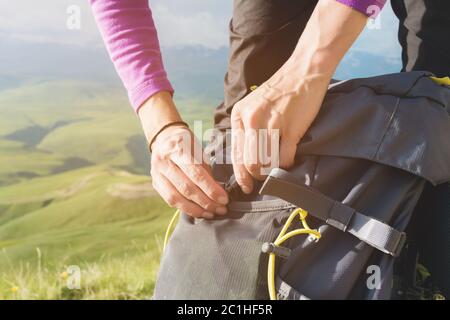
[0,166,173,299]
[0,80,215,299]
[0,80,146,185]
[0,80,216,185]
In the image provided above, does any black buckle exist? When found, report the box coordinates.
[261,242,291,259]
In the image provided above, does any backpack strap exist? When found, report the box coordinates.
[259,168,406,257]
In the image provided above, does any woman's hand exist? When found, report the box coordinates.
[231,74,329,193]
[231,0,368,194]
[139,92,229,219]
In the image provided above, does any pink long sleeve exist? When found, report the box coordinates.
[90,0,173,112]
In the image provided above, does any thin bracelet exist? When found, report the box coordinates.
[148,120,189,152]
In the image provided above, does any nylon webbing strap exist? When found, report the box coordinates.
[259,168,406,257]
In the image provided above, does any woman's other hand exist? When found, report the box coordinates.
[139,92,229,219]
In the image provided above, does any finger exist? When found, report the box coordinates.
[152,173,214,219]
[259,127,279,176]
[231,119,253,194]
[265,115,282,171]
[170,152,229,205]
[244,127,263,180]
[279,136,297,169]
[260,128,270,167]
[163,161,228,215]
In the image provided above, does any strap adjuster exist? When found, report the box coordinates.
[260,168,409,257]
[261,242,291,259]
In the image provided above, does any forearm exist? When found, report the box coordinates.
[90,0,173,112]
[229,0,379,189]
[267,0,368,93]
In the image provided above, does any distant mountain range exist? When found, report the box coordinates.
[0,38,401,100]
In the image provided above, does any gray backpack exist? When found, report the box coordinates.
[154,71,450,300]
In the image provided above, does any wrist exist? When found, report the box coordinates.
[138,91,184,143]
[293,49,338,78]
[149,121,190,152]
[264,64,331,100]
[265,50,334,97]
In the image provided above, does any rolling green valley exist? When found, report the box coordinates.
[0,80,216,299]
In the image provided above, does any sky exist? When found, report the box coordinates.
[0,0,402,84]
[0,0,231,49]
[0,1,400,52]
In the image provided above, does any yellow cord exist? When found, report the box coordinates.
[430,76,450,86]
[268,208,321,300]
[163,209,180,252]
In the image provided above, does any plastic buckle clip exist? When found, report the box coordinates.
[261,242,291,260]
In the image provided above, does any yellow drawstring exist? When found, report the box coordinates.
[163,209,180,252]
[430,76,450,86]
[267,208,321,300]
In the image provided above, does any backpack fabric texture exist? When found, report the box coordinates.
[153,71,450,300]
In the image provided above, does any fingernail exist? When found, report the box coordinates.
[218,196,228,205]
[203,212,214,219]
[242,186,252,194]
[216,207,227,215]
